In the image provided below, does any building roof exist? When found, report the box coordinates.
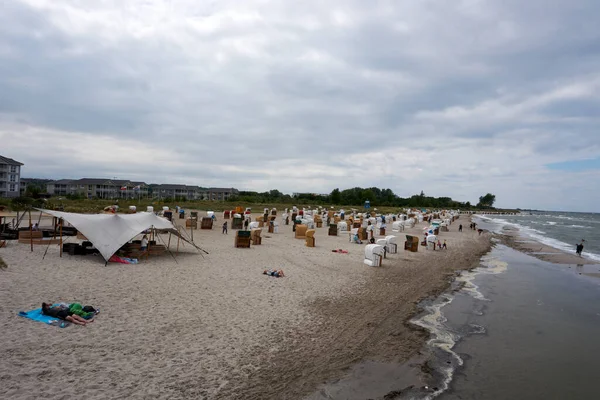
[20,178,53,183]
[154,184,190,190]
[0,155,24,166]
[208,187,239,192]
[50,179,75,185]
[75,178,115,185]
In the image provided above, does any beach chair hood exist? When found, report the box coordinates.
[36,209,189,261]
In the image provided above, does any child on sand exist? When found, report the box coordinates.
[222,221,228,234]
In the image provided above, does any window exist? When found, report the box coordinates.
[9,175,16,182]
[88,185,93,191]
[10,166,16,173]
[9,184,16,191]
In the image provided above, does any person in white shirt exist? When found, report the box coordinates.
[141,235,148,251]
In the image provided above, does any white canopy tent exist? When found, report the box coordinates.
[36,209,201,261]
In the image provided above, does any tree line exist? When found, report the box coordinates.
[230,187,496,209]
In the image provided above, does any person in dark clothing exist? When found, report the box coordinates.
[244,218,249,230]
[576,242,584,257]
[222,221,228,234]
[41,303,93,326]
[459,224,463,232]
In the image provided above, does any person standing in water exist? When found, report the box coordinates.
[576,240,585,257]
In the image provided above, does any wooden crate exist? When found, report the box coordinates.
[201,218,213,229]
[305,230,315,247]
[251,229,262,245]
[328,224,337,236]
[231,217,243,230]
[295,224,308,239]
[359,228,368,241]
[235,231,251,248]
[404,235,419,252]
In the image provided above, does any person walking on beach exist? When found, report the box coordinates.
[222,221,228,234]
[442,240,447,249]
[459,224,462,232]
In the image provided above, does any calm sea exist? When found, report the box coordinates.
[476,211,600,262]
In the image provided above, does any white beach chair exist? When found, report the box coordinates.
[385,235,398,254]
[364,244,385,267]
[426,234,437,250]
[392,221,404,232]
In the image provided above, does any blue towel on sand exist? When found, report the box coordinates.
[18,308,71,328]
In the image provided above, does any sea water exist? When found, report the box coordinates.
[476,211,600,261]
[434,244,600,400]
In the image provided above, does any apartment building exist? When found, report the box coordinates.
[0,155,23,198]
[207,187,239,201]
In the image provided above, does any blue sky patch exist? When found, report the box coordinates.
[546,158,600,172]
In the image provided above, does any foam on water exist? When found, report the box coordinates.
[409,254,508,399]
[476,215,600,262]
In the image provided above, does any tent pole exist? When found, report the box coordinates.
[59,219,63,257]
[190,218,194,243]
[176,232,180,255]
[29,208,33,252]
[155,230,178,264]
[168,233,171,248]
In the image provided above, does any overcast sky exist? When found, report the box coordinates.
[1,0,599,211]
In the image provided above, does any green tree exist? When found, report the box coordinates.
[477,193,496,208]
[25,185,43,199]
[330,188,341,204]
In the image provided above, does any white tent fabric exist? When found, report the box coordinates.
[37,209,189,261]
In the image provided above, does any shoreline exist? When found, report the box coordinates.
[499,228,598,265]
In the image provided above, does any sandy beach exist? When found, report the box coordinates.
[0,212,491,399]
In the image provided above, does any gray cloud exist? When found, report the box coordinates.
[1,0,600,211]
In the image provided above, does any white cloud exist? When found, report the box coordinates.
[1,0,600,211]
